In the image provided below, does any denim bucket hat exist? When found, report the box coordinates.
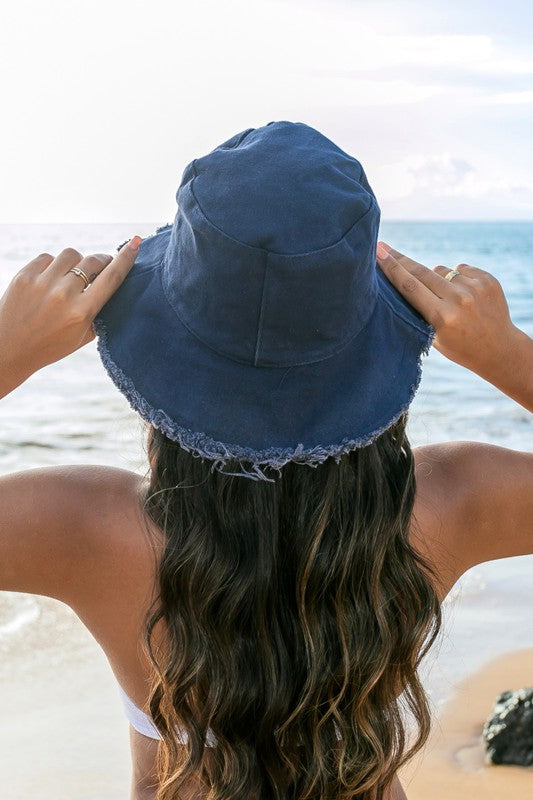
[93,120,435,482]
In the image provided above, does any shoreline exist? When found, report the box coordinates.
[400,648,533,798]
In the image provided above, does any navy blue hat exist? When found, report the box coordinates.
[94,120,435,482]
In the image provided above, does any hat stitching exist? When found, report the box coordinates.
[157,257,380,370]
[253,251,270,367]
[218,127,255,150]
[187,158,377,258]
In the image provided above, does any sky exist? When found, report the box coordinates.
[0,0,532,222]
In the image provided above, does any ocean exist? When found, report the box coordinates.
[0,220,532,714]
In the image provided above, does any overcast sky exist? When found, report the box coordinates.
[1,0,532,222]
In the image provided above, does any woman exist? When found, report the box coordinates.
[1,121,532,800]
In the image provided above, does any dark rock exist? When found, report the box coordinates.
[483,687,533,766]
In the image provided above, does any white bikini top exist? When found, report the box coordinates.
[118,683,218,746]
[119,684,342,749]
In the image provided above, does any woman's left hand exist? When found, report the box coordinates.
[0,236,141,395]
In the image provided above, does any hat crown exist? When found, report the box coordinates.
[95,120,434,480]
[162,121,381,368]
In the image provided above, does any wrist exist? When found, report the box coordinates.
[0,355,32,398]
[479,325,533,412]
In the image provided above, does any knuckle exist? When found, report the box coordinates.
[49,286,69,304]
[69,307,89,325]
[468,270,498,294]
[12,268,32,286]
[386,259,400,275]
[432,308,445,327]
[36,252,54,262]
[401,277,418,294]
[480,272,500,290]
[434,307,457,328]
[61,246,83,261]
[82,254,107,269]
[457,291,475,309]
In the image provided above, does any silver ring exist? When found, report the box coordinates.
[68,267,90,289]
[444,269,460,282]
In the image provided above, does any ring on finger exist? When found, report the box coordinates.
[444,269,460,282]
[68,266,91,289]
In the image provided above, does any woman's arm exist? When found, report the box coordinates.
[413,439,533,576]
[376,242,533,413]
[376,243,533,575]
[0,239,142,602]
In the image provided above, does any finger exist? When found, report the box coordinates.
[433,265,465,281]
[15,252,55,280]
[42,247,112,284]
[83,236,142,314]
[376,243,443,327]
[382,245,466,297]
[41,247,84,278]
[435,262,491,281]
[62,253,114,291]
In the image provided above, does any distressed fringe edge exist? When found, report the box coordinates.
[93,317,435,484]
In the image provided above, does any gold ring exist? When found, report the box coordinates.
[444,269,460,282]
[68,267,90,289]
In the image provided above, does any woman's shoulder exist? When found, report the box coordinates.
[40,463,160,562]
[0,463,162,664]
[0,461,164,600]
[68,463,164,576]
[411,440,533,601]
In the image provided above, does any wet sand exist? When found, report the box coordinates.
[400,648,533,798]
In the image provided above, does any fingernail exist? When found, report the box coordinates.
[128,235,142,252]
[376,242,391,259]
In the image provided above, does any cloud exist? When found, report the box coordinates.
[372,154,533,204]
[362,34,494,71]
[479,90,533,104]
[477,58,533,75]
[1,0,532,220]
[307,28,533,78]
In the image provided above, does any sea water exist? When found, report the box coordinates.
[0,220,532,710]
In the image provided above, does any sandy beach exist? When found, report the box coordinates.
[0,596,131,800]
[400,648,533,798]
[0,594,531,799]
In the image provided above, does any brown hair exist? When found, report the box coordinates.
[141,411,442,799]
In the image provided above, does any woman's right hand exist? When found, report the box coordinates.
[0,237,141,398]
[376,241,533,412]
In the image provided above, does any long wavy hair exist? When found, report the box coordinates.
[140,410,442,800]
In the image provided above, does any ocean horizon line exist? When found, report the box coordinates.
[2,218,533,226]
[0,217,533,235]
